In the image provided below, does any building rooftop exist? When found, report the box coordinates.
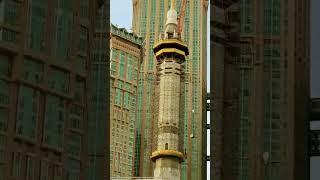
[111,24,143,46]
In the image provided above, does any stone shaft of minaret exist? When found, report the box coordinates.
[154,57,184,180]
[151,1,189,179]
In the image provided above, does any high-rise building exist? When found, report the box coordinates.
[211,0,310,180]
[88,2,109,179]
[132,1,208,179]
[110,24,143,177]
[0,0,107,179]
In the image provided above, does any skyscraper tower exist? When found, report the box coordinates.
[150,1,189,179]
[211,0,310,179]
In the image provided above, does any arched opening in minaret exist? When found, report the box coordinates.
[165,143,168,150]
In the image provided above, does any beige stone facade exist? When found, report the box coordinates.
[110,24,143,177]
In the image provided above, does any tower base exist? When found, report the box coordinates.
[154,158,181,180]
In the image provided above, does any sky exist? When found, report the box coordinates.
[111,0,318,179]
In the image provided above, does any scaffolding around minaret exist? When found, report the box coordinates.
[151,1,189,179]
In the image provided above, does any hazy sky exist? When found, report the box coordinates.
[111,0,319,179]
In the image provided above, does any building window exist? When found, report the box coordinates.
[74,79,85,104]
[124,92,130,109]
[28,0,47,51]
[65,159,80,180]
[76,55,87,72]
[53,166,63,180]
[44,95,64,148]
[40,160,49,180]
[80,0,89,19]
[54,2,72,59]
[23,57,43,84]
[115,89,122,106]
[48,67,70,94]
[0,28,19,43]
[78,26,88,55]
[70,104,83,130]
[16,86,39,139]
[0,110,7,130]
[0,54,11,77]
[67,132,81,157]
[0,0,21,43]
[26,156,35,180]
[12,152,22,178]
[0,136,5,163]
[0,81,9,132]
[119,52,125,79]
[2,0,20,26]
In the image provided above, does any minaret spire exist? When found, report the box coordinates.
[151,1,189,179]
[164,0,178,37]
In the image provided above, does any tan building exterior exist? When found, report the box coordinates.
[211,0,310,180]
[132,1,208,179]
[110,24,143,177]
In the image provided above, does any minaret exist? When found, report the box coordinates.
[151,1,189,179]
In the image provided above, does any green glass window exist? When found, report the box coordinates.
[148,48,154,70]
[44,95,64,148]
[0,28,19,43]
[53,166,63,180]
[78,26,88,55]
[80,0,89,19]
[54,2,72,59]
[76,55,87,72]
[66,159,80,180]
[124,92,130,109]
[23,57,43,83]
[26,156,35,180]
[0,164,4,180]
[28,0,47,51]
[67,132,81,157]
[0,54,11,77]
[125,83,130,91]
[12,152,22,177]
[241,0,253,33]
[69,104,83,130]
[40,160,49,180]
[3,0,20,27]
[0,82,9,132]
[119,52,125,78]
[111,60,117,76]
[48,67,69,94]
[263,0,281,35]
[74,79,85,104]
[118,81,123,89]
[127,66,132,81]
[0,1,21,43]
[0,80,9,107]
[0,135,5,163]
[112,49,118,60]
[57,0,71,10]
[115,89,122,106]
[16,86,39,139]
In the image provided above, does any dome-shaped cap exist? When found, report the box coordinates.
[166,9,178,25]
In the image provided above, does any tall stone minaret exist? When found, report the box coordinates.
[151,0,189,179]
